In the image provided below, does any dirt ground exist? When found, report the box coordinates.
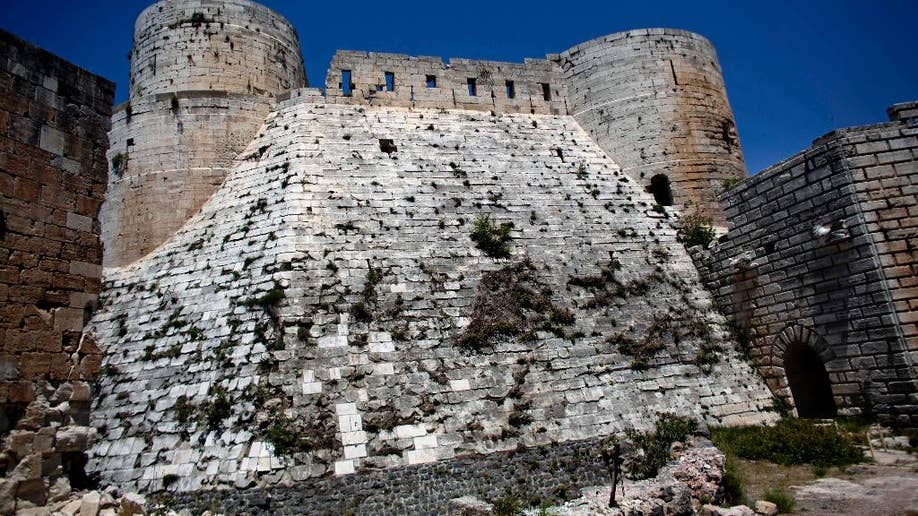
[737,449,918,515]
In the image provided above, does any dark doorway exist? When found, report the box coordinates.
[648,174,673,206]
[784,342,837,418]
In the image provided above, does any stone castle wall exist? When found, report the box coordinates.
[102,0,307,268]
[692,105,918,425]
[325,51,568,115]
[0,29,114,511]
[129,0,306,98]
[102,91,273,267]
[86,96,775,495]
[558,29,747,225]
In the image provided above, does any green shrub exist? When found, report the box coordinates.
[763,487,795,513]
[678,214,717,248]
[110,152,126,176]
[711,418,864,467]
[625,414,698,480]
[470,214,513,259]
[492,494,521,516]
[265,414,313,456]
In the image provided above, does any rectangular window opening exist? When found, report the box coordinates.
[541,83,551,101]
[505,80,515,99]
[384,71,395,92]
[426,75,437,88]
[341,70,352,97]
[467,78,477,97]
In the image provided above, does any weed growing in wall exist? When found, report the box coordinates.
[624,414,698,480]
[470,214,513,259]
[678,214,717,248]
[111,153,126,177]
[459,260,573,350]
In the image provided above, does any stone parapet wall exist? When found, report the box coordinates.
[130,0,306,98]
[167,436,610,514]
[0,29,113,511]
[102,91,274,267]
[693,107,918,425]
[558,28,747,224]
[325,51,568,115]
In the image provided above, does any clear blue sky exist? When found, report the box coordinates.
[2,0,915,173]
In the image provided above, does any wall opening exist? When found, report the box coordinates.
[505,80,515,99]
[467,78,477,97]
[784,342,837,418]
[648,174,674,206]
[426,75,437,88]
[341,70,352,96]
[384,71,395,92]
[379,139,397,155]
[541,83,551,101]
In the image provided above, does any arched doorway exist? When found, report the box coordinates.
[784,341,837,418]
[648,174,673,206]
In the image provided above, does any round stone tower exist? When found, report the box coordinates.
[102,0,307,268]
[558,28,746,224]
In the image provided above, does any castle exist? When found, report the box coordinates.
[0,0,914,512]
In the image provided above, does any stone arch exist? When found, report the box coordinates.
[768,325,837,418]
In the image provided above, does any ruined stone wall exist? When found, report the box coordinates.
[325,51,568,115]
[102,0,307,268]
[129,0,305,98]
[86,96,775,496]
[693,104,918,425]
[558,29,747,224]
[0,29,113,511]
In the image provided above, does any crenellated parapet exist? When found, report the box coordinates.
[324,51,568,115]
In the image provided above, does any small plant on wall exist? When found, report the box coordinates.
[111,152,127,177]
[470,214,514,259]
[678,214,717,248]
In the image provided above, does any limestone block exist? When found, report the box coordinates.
[754,500,778,516]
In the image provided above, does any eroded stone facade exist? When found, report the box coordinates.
[693,104,918,425]
[102,0,307,267]
[0,29,113,511]
[87,97,775,494]
[558,29,748,225]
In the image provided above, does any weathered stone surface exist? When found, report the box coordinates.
[79,491,102,516]
[448,496,493,515]
[101,0,307,267]
[692,106,918,426]
[0,28,112,516]
[700,504,755,516]
[88,97,776,494]
[753,500,778,516]
[560,29,747,224]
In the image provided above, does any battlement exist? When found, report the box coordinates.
[324,50,568,115]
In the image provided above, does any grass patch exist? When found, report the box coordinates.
[763,486,795,513]
[721,458,748,507]
[711,418,865,467]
